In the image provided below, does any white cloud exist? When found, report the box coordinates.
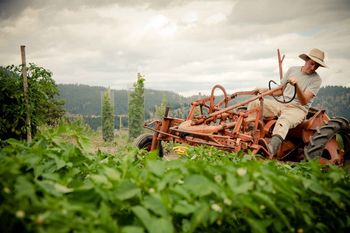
[144,14,178,37]
[0,0,349,97]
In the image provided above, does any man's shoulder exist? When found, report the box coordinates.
[287,66,302,73]
[308,72,322,87]
[310,71,321,81]
[289,66,301,70]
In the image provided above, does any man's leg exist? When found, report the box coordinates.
[272,105,307,139]
[268,105,307,155]
[246,99,282,122]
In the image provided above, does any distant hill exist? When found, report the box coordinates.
[57,84,199,117]
[57,84,350,129]
[57,84,201,129]
[313,86,350,119]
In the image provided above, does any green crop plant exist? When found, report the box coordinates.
[0,122,349,233]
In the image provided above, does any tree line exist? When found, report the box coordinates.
[58,83,350,130]
[312,86,350,119]
[0,64,147,144]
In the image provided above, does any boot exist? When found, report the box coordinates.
[267,135,283,156]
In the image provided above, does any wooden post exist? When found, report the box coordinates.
[277,48,285,81]
[21,45,32,142]
[118,114,127,130]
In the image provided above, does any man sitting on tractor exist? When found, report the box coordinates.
[247,48,328,156]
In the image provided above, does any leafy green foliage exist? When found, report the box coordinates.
[0,64,64,143]
[102,89,114,142]
[128,74,145,139]
[1,124,350,233]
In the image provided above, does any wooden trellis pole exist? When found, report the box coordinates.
[277,48,285,81]
[21,45,32,142]
[118,114,127,130]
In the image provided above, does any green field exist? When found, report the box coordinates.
[1,122,350,233]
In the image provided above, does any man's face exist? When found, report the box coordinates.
[303,59,320,75]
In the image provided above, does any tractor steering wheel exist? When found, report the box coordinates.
[268,80,296,104]
[209,84,228,113]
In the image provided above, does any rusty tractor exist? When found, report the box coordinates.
[135,50,350,165]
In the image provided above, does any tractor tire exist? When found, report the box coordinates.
[304,117,350,165]
[133,133,154,151]
[133,133,164,157]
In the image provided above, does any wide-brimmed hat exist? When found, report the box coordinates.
[299,48,327,68]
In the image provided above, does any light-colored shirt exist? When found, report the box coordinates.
[281,66,322,108]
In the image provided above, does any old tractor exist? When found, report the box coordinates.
[135,51,350,165]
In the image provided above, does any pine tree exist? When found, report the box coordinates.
[102,88,114,142]
[128,73,145,139]
[154,95,167,119]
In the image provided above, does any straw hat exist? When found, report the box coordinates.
[299,48,327,68]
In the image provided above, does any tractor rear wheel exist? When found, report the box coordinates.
[134,133,154,151]
[133,133,164,157]
[304,117,350,165]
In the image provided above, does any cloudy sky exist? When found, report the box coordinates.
[1,0,349,96]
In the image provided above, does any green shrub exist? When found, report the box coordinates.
[0,64,64,143]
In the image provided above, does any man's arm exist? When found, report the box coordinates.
[253,87,283,96]
[288,77,314,105]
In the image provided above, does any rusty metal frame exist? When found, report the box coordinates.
[144,84,287,157]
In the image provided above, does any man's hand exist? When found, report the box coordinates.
[288,77,298,86]
[288,77,314,105]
